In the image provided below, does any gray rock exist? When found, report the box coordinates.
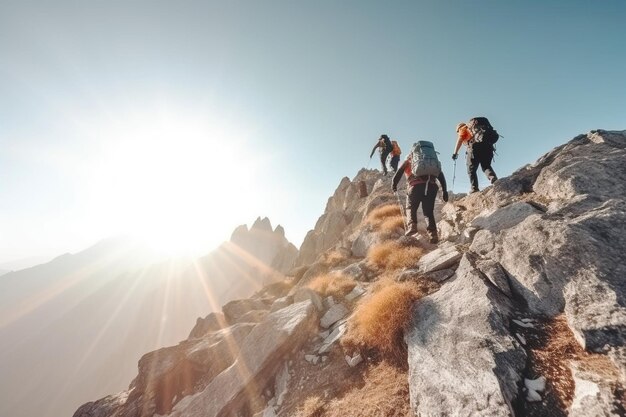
[188,311,227,339]
[351,229,379,258]
[292,287,324,312]
[406,255,526,417]
[569,363,618,417]
[341,261,367,281]
[416,245,462,273]
[269,296,293,313]
[471,202,541,233]
[476,259,513,298]
[345,285,366,302]
[222,298,269,324]
[320,303,349,328]
[345,353,363,367]
[318,322,347,354]
[73,392,129,417]
[172,300,318,417]
[274,363,290,407]
[237,309,268,323]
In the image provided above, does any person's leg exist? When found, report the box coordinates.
[390,155,400,172]
[467,147,480,192]
[422,183,439,243]
[405,185,422,235]
[478,146,498,184]
[380,149,391,175]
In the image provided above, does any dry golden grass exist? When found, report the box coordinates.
[366,241,423,271]
[324,361,411,417]
[296,396,326,417]
[365,204,405,234]
[307,273,357,299]
[366,204,402,225]
[379,216,405,234]
[320,249,349,267]
[342,281,425,362]
[521,314,623,415]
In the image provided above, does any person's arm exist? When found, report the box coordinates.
[392,161,407,191]
[370,141,380,158]
[438,171,449,202]
[453,135,464,156]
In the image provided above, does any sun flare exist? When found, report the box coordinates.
[87,107,266,256]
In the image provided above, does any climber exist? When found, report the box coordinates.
[452,118,499,193]
[370,134,393,176]
[390,139,402,173]
[392,141,448,243]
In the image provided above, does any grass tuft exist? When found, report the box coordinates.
[307,273,357,299]
[342,280,425,362]
[296,396,326,417]
[366,241,423,271]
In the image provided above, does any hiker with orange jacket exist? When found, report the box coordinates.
[392,142,448,243]
[389,140,402,173]
[370,134,393,175]
[453,118,499,193]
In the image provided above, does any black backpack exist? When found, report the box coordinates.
[468,117,499,145]
[381,135,393,152]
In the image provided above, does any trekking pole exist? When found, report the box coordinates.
[395,191,408,232]
[452,159,457,195]
[366,157,372,169]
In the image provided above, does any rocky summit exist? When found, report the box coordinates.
[75,130,625,417]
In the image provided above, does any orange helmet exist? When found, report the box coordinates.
[456,122,466,132]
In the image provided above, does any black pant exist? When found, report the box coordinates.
[406,182,438,232]
[467,143,497,191]
[390,155,400,172]
[380,149,391,174]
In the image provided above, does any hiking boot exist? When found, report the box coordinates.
[489,176,498,184]
[470,187,480,194]
[427,229,439,244]
[405,225,418,236]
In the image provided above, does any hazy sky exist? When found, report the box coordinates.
[1,0,625,263]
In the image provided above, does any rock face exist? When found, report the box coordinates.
[170,301,318,417]
[443,130,626,352]
[406,255,526,417]
[230,217,299,274]
[295,169,448,266]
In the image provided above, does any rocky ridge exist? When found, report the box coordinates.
[75,130,625,417]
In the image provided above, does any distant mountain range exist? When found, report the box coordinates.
[0,219,297,417]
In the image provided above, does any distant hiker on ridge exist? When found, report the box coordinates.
[370,134,393,176]
[390,139,402,173]
[392,141,448,243]
[452,117,499,193]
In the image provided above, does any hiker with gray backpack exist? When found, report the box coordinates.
[392,141,448,243]
[452,117,499,193]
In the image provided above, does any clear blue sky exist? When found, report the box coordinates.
[1,0,625,262]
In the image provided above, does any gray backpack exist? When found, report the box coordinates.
[410,141,441,177]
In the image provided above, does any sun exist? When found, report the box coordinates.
[87,106,267,257]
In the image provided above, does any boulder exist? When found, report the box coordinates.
[416,245,462,274]
[222,298,269,324]
[292,287,324,311]
[171,300,318,417]
[320,303,349,328]
[470,201,542,233]
[350,228,379,258]
[269,296,293,313]
[188,311,226,339]
[406,255,526,417]
[73,392,129,417]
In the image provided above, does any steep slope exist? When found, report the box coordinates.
[0,221,297,417]
[75,130,624,417]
